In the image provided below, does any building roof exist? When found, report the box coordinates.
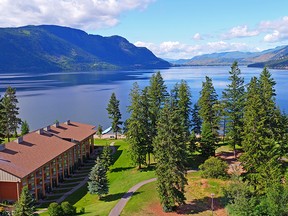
[0,131,75,179]
[49,121,96,142]
[0,121,96,179]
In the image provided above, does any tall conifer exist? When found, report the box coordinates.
[107,92,122,139]
[154,98,187,212]
[222,61,245,157]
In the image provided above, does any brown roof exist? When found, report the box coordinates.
[0,131,75,179]
[49,121,96,142]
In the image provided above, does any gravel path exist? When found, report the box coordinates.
[109,178,157,216]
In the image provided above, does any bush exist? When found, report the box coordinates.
[199,156,228,179]
[79,207,85,214]
[61,202,76,216]
[48,202,63,216]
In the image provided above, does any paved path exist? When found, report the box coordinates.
[109,178,157,216]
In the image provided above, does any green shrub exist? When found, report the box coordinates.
[79,207,85,214]
[61,201,76,216]
[48,202,63,216]
[199,156,228,179]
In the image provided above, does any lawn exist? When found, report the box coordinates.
[40,139,156,216]
[122,171,229,216]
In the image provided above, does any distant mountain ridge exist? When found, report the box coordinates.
[0,25,170,72]
[168,45,288,69]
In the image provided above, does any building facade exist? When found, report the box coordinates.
[0,120,96,202]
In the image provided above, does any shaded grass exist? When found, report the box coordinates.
[122,171,228,216]
[40,139,155,216]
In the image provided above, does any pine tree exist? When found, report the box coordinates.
[154,98,187,212]
[13,186,35,216]
[97,124,103,139]
[21,120,30,136]
[88,157,109,199]
[0,95,4,144]
[222,61,245,157]
[101,145,112,171]
[148,71,167,142]
[1,87,21,141]
[240,75,283,194]
[126,82,148,169]
[198,76,219,157]
[107,92,122,139]
[171,80,192,140]
[191,103,201,135]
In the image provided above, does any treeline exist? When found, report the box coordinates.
[0,87,30,144]
[125,61,288,214]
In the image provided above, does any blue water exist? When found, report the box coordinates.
[0,66,287,130]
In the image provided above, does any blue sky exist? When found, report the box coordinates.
[1,0,288,59]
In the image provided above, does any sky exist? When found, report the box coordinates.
[1,0,288,59]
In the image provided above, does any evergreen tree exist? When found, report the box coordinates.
[101,145,112,171]
[171,80,192,140]
[198,76,219,157]
[126,82,148,168]
[13,186,35,216]
[222,61,245,157]
[0,95,4,144]
[154,98,187,212]
[21,120,30,136]
[107,92,122,139]
[1,87,21,141]
[97,124,103,139]
[148,71,167,143]
[88,157,109,199]
[240,75,283,193]
[191,103,201,135]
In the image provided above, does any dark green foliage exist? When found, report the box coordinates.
[126,83,149,168]
[240,71,283,193]
[171,80,192,141]
[13,186,35,216]
[0,95,4,144]
[79,207,85,214]
[199,157,228,179]
[60,201,76,216]
[107,92,122,139]
[148,71,168,142]
[48,202,63,216]
[222,61,245,156]
[88,157,109,199]
[1,87,21,141]
[198,76,219,157]
[21,120,30,136]
[101,145,112,171]
[154,99,187,211]
[191,103,201,135]
[97,124,103,139]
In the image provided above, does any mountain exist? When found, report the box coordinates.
[180,45,288,69]
[0,25,170,72]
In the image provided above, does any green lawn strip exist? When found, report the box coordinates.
[40,139,155,216]
[121,171,228,216]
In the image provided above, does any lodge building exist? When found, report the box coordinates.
[0,120,96,202]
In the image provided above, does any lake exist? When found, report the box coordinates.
[0,66,287,130]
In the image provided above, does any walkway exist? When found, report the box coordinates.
[109,178,157,216]
[108,170,197,216]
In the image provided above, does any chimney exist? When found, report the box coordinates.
[0,144,5,151]
[37,128,44,135]
[14,136,23,144]
[54,122,60,128]
[65,120,71,125]
[45,125,51,131]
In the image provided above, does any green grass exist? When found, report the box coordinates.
[39,139,155,216]
[122,171,228,216]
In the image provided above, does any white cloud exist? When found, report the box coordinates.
[134,40,255,59]
[193,33,202,40]
[259,16,288,42]
[223,25,259,39]
[0,0,155,30]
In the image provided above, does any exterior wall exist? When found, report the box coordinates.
[0,170,20,182]
[0,182,18,201]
